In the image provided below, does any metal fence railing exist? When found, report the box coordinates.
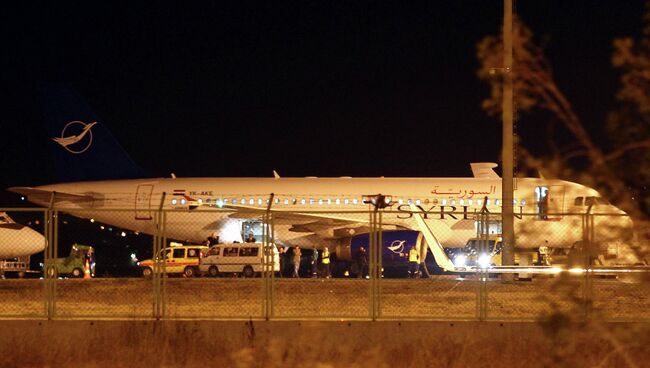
[0,206,647,321]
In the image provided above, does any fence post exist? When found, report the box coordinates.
[152,210,160,319]
[44,192,59,320]
[264,193,275,320]
[153,193,166,319]
[43,208,56,319]
[375,211,384,318]
[366,207,383,320]
[475,209,489,321]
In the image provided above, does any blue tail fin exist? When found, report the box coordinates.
[44,84,146,182]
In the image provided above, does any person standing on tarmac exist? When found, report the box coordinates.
[292,245,302,278]
[356,247,368,279]
[408,245,420,278]
[321,246,331,278]
[278,246,286,277]
[311,246,319,278]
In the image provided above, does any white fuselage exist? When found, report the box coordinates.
[18,176,632,254]
[0,213,46,259]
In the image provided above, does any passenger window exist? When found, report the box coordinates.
[574,197,584,206]
[240,247,259,257]
[585,196,595,206]
[224,247,239,257]
[173,249,185,258]
[187,249,199,258]
[207,247,220,256]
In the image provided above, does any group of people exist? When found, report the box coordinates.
[202,232,422,279]
[278,245,332,278]
[203,233,255,247]
[355,244,421,278]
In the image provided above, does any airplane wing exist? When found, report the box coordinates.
[221,203,404,239]
[8,187,96,204]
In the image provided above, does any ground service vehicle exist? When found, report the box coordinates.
[198,242,279,277]
[453,237,548,269]
[48,244,95,278]
[138,243,208,277]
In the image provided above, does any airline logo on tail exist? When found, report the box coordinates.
[52,121,97,154]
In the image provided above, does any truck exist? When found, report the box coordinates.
[198,242,279,277]
[138,243,208,278]
[0,257,32,278]
[47,244,95,278]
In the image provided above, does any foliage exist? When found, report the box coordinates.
[476,15,650,228]
[609,2,650,215]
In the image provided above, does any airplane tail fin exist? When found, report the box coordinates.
[470,162,500,179]
[44,84,146,182]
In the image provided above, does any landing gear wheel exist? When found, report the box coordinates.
[142,267,153,278]
[47,267,57,278]
[208,266,220,277]
[72,268,83,278]
[243,266,254,278]
[184,267,197,278]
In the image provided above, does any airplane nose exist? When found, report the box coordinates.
[594,214,634,242]
[4,226,46,258]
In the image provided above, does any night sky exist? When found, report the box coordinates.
[2,1,645,199]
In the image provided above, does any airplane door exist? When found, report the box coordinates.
[135,184,154,220]
[548,185,565,219]
[536,185,565,220]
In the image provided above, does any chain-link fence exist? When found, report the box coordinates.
[0,206,648,321]
[0,209,46,318]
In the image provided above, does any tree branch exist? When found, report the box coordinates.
[605,139,650,161]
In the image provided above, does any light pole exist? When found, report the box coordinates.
[501,0,516,271]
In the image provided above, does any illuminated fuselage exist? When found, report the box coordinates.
[0,213,45,259]
[14,177,631,254]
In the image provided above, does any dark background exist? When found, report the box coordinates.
[1,1,644,274]
[2,1,643,190]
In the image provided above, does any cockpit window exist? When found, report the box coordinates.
[574,197,584,206]
[584,196,609,206]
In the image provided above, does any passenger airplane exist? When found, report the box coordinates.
[7,86,637,271]
[0,212,45,259]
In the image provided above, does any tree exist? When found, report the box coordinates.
[609,1,650,216]
[476,16,650,224]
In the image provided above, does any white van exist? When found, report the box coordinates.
[198,243,279,277]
